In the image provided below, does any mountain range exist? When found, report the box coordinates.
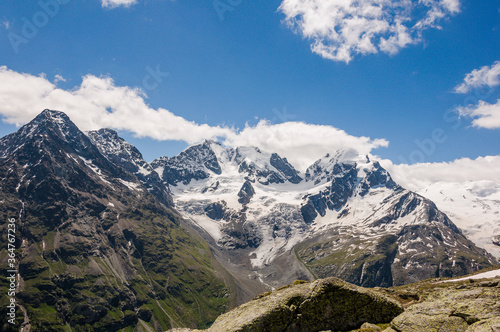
[149,139,497,293]
[0,110,498,331]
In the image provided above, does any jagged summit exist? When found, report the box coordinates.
[151,139,223,186]
[0,109,80,154]
[151,139,304,187]
[0,109,125,182]
[0,110,229,330]
[37,108,70,120]
[88,127,173,206]
[18,109,80,142]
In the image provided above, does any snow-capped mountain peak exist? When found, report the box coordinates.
[88,128,173,206]
[151,141,303,188]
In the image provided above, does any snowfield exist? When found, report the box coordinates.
[440,268,500,283]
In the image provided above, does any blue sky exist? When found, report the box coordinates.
[0,0,499,174]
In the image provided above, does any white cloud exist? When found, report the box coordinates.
[225,120,389,171]
[380,155,500,191]
[54,74,66,84]
[454,61,500,94]
[1,20,10,30]
[0,66,232,144]
[101,0,138,9]
[0,66,387,169]
[456,99,500,129]
[278,0,461,63]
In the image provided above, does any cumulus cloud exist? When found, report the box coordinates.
[101,0,138,9]
[278,0,461,63]
[456,99,500,129]
[54,74,66,84]
[0,66,387,169]
[380,156,500,191]
[454,61,500,94]
[0,66,232,143]
[226,120,389,170]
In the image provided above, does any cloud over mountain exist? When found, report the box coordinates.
[0,66,387,170]
[381,155,500,191]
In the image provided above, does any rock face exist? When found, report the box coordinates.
[385,271,500,332]
[170,278,403,332]
[237,180,255,205]
[87,128,173,207]
[492,235,500,247]
[150,140,222,186]
[0,110,229,331]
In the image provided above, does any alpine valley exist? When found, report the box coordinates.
[0,110,498,331]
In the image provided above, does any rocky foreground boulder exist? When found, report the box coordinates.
[169,277,404,332]
[169,268,500,332]
[384,271,500,332]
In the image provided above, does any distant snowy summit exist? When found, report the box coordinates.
[417,181,500,259]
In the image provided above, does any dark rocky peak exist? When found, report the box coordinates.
[301,156,403,224]
[33,108,71,124]
[27,109,72,128]
[269,153,303,184]
[88,128,173,206]
[301,163,358,223]
[1,109,92,159]
[238,180,256,205]
[20,109,86,146]
[356,161,400,197]
[233,146,303,185]
[0,110,126,180]
[151,139,222,186]
[305,151,356,184]
[175,140,222,174]
[87,128,146,174]
[304,151,399,194]
[87,128,120,144]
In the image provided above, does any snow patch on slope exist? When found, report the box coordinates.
[417,181,500,259]
[440,268,500,283]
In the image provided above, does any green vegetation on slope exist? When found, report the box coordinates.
[0,163,230,331]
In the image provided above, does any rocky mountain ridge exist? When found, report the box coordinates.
[87,128,173,207]
[0,110,231,331]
